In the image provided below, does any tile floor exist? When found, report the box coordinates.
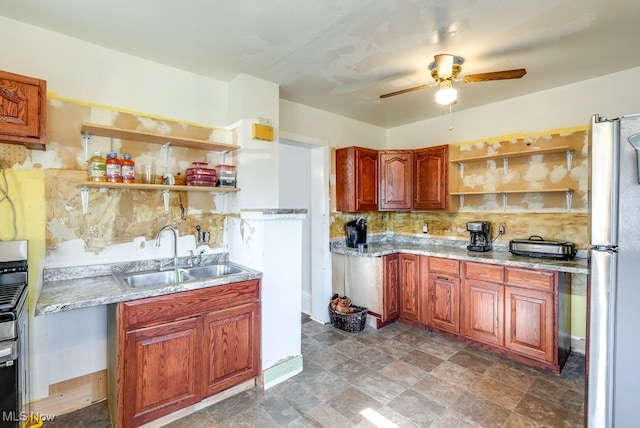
[47,319,586,427]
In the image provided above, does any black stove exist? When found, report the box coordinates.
[0,240,29,428]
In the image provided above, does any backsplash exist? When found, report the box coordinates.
[331,211,588,249]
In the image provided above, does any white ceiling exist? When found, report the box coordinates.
[3,0,640,129]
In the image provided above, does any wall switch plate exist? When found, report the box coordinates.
[422,223,429,233]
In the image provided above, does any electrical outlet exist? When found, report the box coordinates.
[422,223,429,234]
[498,224,506,235]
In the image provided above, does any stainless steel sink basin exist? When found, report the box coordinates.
[185,264,242,278]
[117,269,189,288]
[114,263,247,289]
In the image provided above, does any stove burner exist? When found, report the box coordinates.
[0,283,26,313]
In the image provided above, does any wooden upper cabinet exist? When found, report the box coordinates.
[413,145,449,210]
[336,146,379,212]
[379,150,413,210]
[0,70,47,150]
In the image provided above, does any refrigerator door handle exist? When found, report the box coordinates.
[589,115,619,247]
[627,132,640,184]
[587,248,617,428]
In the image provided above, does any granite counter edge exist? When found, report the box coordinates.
[330,246,589,275]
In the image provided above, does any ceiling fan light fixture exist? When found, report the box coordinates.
[435,80,457,105]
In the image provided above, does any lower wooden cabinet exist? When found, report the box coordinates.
[398,254,420,321]
[462,279,504,346]
[123,317,203,427]
[203,302,261,397]
[386,255,570,374]
[382,254,400,322]
[109,279,261,428]
[505,283,555,363]
[420,257,460,333]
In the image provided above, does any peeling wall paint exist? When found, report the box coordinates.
[2,99,237,266]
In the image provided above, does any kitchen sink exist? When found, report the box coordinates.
[117,269,190,288]
[185,264,243,278]
[114,263,247,289]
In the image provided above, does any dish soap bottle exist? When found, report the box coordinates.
[88,151,106,182]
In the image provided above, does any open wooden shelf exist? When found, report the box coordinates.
[449,188,572,196]
[81,181,239,193]
[450,188,574,211]
[81,123,239,152]
[449,146,572,164]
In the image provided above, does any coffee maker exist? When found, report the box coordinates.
[467,221,492,252]
[345,217,367,248]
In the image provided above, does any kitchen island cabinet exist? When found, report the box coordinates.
[108,279,261,428]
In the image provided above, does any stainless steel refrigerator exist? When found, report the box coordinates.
[588,113,640,427]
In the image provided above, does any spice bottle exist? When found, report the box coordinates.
[121,153,135,183]
[88,151,106,182]
[106,152,123,183]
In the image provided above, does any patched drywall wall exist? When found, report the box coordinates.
[330,128,589,248]
[3,98,237,265]
[448,129,588,212]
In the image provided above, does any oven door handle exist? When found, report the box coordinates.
[0,342,16,362]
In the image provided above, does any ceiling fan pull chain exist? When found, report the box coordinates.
[448,104,454,131]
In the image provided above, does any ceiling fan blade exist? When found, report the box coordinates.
[379,84,431,99]
[461,68,527,83]
[435,54,454,79]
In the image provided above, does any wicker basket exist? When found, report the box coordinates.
[328,304,368,333]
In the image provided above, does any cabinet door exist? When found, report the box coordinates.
[427,273,460,333]
[505,286,555,363]
[398,254,420,321]
[462,279,504,346]
[382,254,399,322]
[0,70,47,149]
[379,151,412,210]
[123,317,202,427]
[203,302,261,397]
[413,145,448,210]
[336,146,378,212]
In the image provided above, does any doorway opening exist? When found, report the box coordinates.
[278,133,332,323]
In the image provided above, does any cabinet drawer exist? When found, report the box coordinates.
[120,280,260,329]
[505,268,555,292]
[463,262,504,282]
[428,257,460,276]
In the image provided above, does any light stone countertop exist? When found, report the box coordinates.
[330,235,589,275]
[35,256,262,316]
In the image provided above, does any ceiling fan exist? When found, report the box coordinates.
[379,54,527,106]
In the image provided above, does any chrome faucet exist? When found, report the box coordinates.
[155,225,178,270]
